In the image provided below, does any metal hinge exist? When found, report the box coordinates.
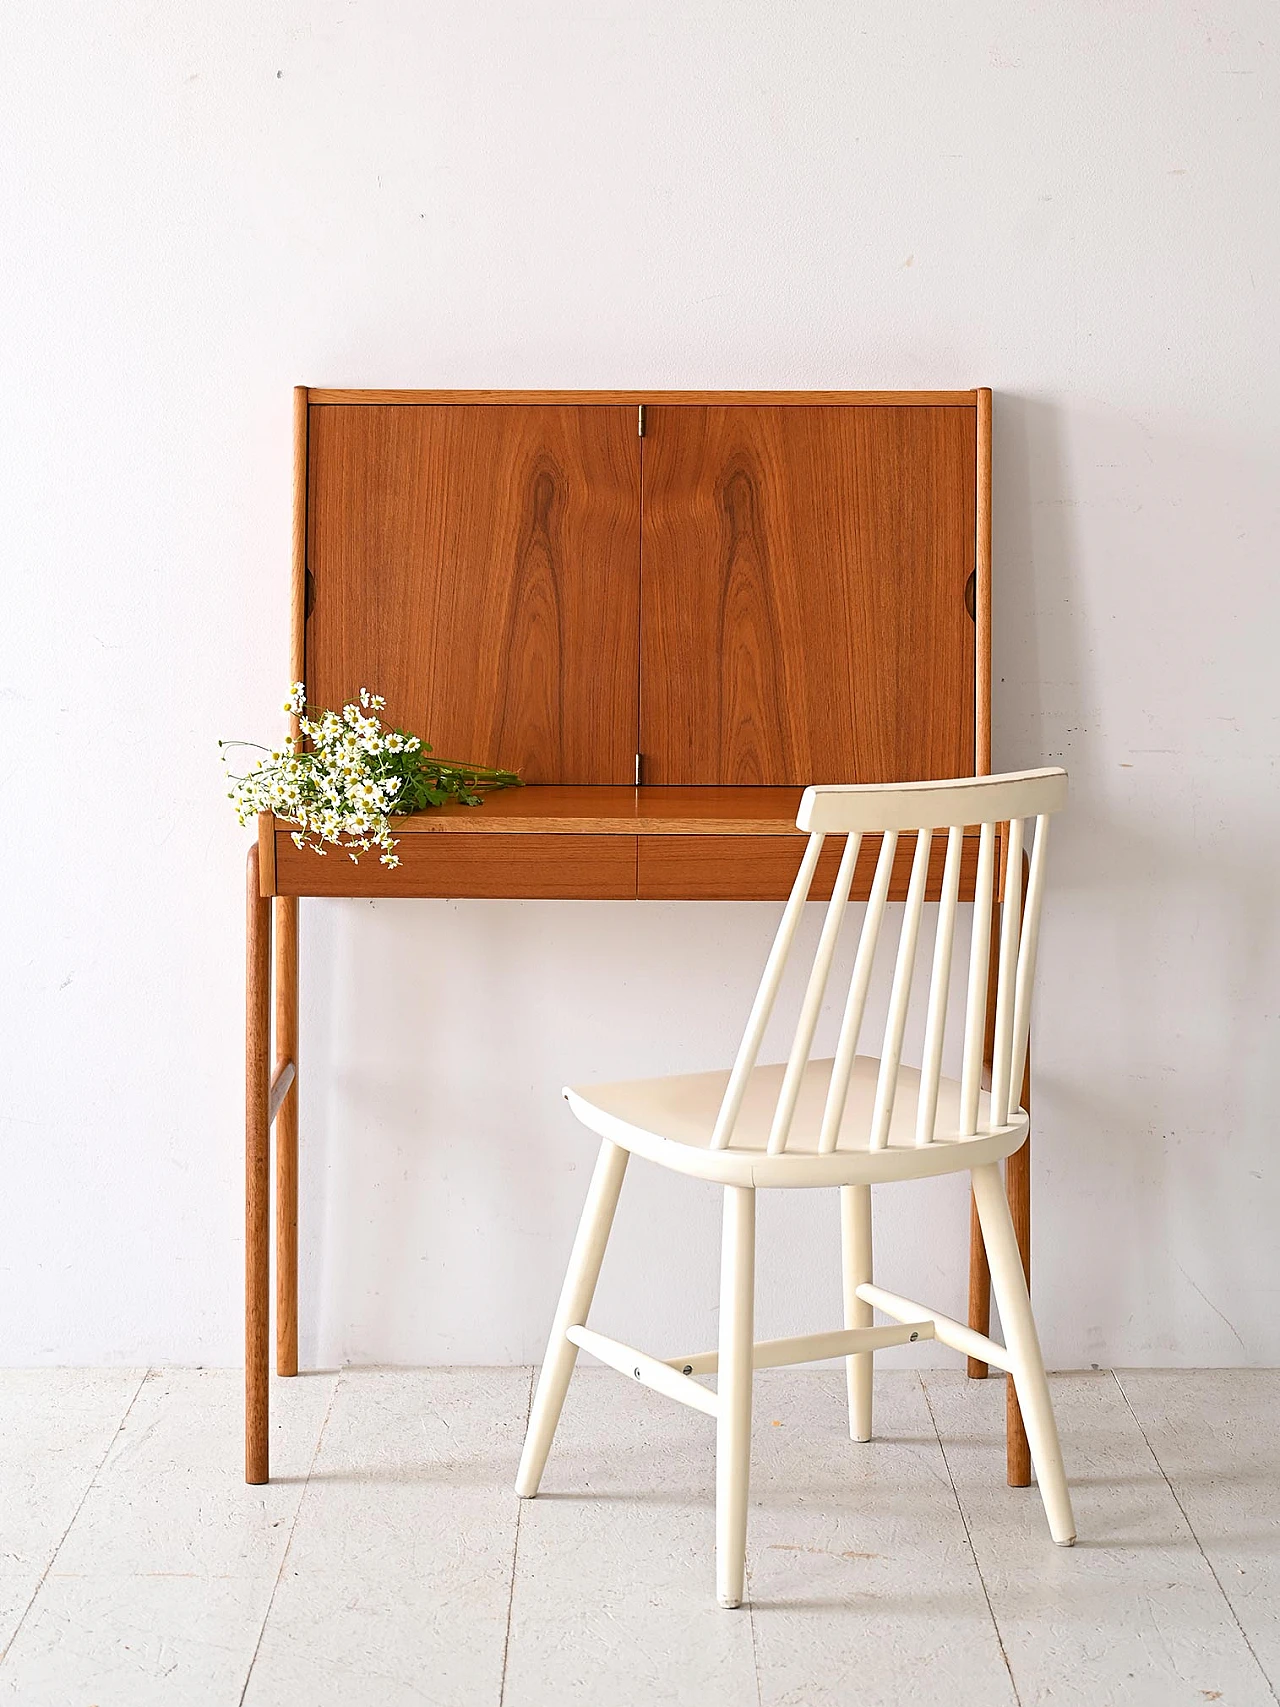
[635,753,643,786]
[637,404,646,438]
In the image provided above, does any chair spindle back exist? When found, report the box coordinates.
[710,769,1068,1155]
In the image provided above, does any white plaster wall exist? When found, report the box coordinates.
[1,2,1276,1368]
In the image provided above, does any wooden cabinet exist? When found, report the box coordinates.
[301,391,986,793]
[251,389,1008,1490]
[250,387,1030,1495]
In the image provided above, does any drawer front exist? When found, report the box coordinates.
[637,833,983,902]
[275,832,637,899]
[638,835,833,901]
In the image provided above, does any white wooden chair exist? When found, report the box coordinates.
[515,768,1075,1608]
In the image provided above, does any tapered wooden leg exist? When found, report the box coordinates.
[716,1185,755,1610]
[971,1162,1073,1544]
[1005,1116,1033,1487]
[245,846,272,1485]
[840,1184,873,1442]
[275,895,299,1377]
[516,1141,629,1499]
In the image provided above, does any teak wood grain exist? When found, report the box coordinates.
[306,404,641,783]
[244,847,271,1484]
[975,388,992,775]
[290,388,308,738]
[391,786,809,835]
[274,895,299,1378]
[274,829,637,899]
[639,405,977,786]
[637,828,982,902]
[308,389,979,407]
[271,801,984,903]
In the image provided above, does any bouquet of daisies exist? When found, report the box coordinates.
[221,684,521,867]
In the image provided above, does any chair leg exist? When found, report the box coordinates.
[840,1184,873,1441]
[967,1187,992,1377]
[971,1163,1075,1546]
[515,1140,629,1499]
[716,1185,756,1609]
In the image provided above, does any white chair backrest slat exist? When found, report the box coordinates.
[1010,814,1051,1116]
[915,823,965,1146]
[767,833,862,1155]
[710,831,826,1151]
[959,821,998,1138]
[710,768,1067,1157]
[989,814,1025,1124]
[868,828,933,1151]
[817,830,899,1155]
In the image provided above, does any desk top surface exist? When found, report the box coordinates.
[387,786,806,836]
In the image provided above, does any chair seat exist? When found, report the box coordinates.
[564,1056,1028,1189]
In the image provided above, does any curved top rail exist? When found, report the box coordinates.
[798,769,1067,834]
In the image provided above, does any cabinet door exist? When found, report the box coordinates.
[306,405,640,784]
[639,405,976,786]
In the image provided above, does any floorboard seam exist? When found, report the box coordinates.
[1110,1369,1280,1704]
[0,1364,150,1672]
[921,1372,1023,1707]
[236,1363,343,1707]
[745,1549,764,1707]
[497,1367,536,1706]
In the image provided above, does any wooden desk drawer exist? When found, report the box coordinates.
[637,832,983,902]
[638,835,835,901]
[274,831,637,899]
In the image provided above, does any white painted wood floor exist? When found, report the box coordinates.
[0,1368,1276,1705]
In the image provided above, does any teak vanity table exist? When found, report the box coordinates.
[245,387,1033,1487]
